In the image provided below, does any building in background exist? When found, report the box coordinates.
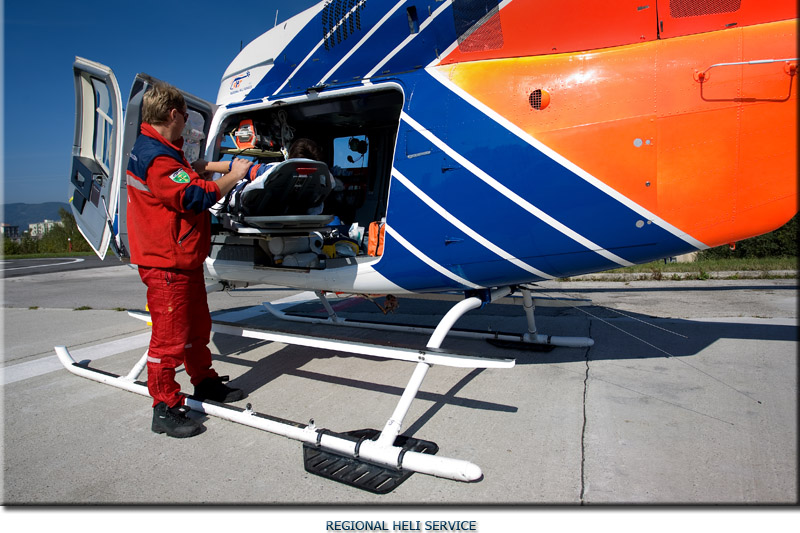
[28,219,62,238]
[1,223,21,241]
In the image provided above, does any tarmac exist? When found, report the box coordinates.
[1,264,797,506]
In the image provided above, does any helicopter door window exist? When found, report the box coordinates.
[329,136,370,223]
[334,135,369,170]
[91,78,115,174]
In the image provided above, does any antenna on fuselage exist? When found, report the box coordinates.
[274,10,279,27]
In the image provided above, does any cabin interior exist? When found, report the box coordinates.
[208,87,404,271]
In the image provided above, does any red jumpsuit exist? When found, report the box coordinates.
[126,123,223,408]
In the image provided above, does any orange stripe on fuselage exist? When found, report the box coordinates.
[443,0,658,65]
[441,0,796,65]
[436,19,797,247]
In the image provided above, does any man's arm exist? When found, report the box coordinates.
[192,158,253,196]
[147,156,254,214]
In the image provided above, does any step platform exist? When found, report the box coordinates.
[302,429,439,494]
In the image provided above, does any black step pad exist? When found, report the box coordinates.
[302,429,438,494]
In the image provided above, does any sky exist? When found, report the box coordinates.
[1,0,320,207]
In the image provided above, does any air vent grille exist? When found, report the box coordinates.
[669,0,741,18]
[322,0,367,50]
[453,0,504,52]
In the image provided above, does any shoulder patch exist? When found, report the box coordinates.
[170,169,191,183]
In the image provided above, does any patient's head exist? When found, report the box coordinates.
[288,138,322,161]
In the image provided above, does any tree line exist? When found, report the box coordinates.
[699,214,797,260]
[2,208,93,255]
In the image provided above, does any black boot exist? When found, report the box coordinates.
[152,402,203,438]
[193,376,245,403]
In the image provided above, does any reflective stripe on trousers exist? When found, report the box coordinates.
[138,266,217,407]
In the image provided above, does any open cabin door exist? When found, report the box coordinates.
[70,57,217,260]
[70,57,124,259]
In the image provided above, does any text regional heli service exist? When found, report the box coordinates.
[326,520,478,531]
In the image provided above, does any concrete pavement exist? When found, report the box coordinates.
[2,267,796,504]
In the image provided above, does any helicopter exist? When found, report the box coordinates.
[59,0,797,492]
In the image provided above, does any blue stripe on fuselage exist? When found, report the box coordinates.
[243,7,332,98]
[244,1,410,99]
[403,71,695,265]
[374,227,473,292]
[366,2,457,79]
[314,0,413,84]
[245,0,456,99]
[319,0,458,83]
[393,125,621,278]
[383,176,551,286]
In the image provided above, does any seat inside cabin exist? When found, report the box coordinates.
[221,159,336,233]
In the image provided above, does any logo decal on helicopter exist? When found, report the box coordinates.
[230,71,252,94]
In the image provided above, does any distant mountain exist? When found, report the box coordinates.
[2,202,70,229]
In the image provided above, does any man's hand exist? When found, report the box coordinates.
[228,157,252,181]
[214,157,253,196]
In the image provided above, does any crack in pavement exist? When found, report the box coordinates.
[580,319,592,504]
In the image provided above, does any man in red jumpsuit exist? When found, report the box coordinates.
[127,82,253,438]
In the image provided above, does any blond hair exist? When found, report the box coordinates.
[142,82,186,125]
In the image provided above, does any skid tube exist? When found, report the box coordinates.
[54,287,519,488]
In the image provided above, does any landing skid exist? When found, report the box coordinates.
[53,285,591,493]
[54,343,493,487]
[264,287,594,350]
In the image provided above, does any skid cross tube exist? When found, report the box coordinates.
[125,309,515,369]
[376,286,512,447]
[520,288,594,348]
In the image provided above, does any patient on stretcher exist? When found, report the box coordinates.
[213,138,338,221]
